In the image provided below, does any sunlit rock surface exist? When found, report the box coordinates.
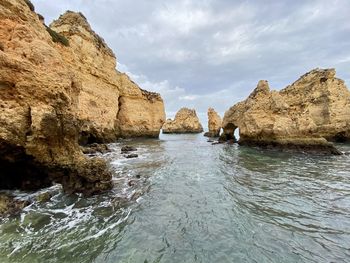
[0,0,165,195]
[163,108,203,134]
[222,69,350,154]
[204,108,222,137]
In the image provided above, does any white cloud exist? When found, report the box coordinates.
[32,0,350,119]
[179,95,199,101]
[154,1,212,35]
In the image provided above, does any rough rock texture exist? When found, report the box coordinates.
[50,11,166,142]
[163,108,203,134]
[222,69,350,154]
[0,0,165,195]
[204,108,222,137]
[116,74,166,138]
[0,193,29,216]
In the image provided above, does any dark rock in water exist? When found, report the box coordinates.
[112,196,130,209]
[125,154,138,159]
[81,143,110,155]
[128,180,137,187]
[55,158,113,196]
[204,132,211,137]
[204,131,220,138]
[219,133,237,143]
[0,194,30,216]
[135,174,141,179]
[35,192,52,203]
[121,146,137,153]
[238,139,343,155]
[207,139,214,143]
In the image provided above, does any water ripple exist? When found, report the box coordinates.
[0,135,350,262]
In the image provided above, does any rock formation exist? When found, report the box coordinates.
[163,108,203,134]
[0,0,165,195]
[0,193,29,216]
[204,108,222,137]
[222,69,350,154]
[50,11,166,142]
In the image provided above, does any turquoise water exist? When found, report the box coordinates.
[0,134,350,262]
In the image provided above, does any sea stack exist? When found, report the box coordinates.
[162,108,203,134]
[204,108,222,137]
[0,0,165,195]
[222,68,350,154]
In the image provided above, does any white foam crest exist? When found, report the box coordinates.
[53,208,132,251]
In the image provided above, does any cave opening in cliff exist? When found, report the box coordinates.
[224,123,237,141]
[333,132,349,143]
[0,143,53,191]
[79,131,100,146]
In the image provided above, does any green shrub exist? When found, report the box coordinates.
[45,26,69,47]
[24,0,35,12]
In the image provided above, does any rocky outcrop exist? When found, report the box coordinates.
[222,69,350,154]
[50,11,166,142]
[0,193,29,217]
[0,0,165,195]
[116,74,166,138]
[204,108,222,137]
[163,108,203,134]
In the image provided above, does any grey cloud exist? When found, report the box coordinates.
[32,0,350,116]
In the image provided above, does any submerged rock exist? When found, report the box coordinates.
[162,108,203,134]
[204,108,222,137]
[0,194,29,216]
[125,154,138,159]
[35,192,52,203]
[81,143,110,155]
[222,69,350,154]
[0,0,165,195]
[121,146,137,153]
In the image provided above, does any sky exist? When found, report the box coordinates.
[32,0,350,121]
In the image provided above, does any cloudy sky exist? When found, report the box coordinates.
[32,0,350,120]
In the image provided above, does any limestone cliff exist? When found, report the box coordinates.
[116,74,166,138]
[0,0,165,195]
[163,108,203,134]
[222,69,350,154]
[204,108,222,137]
[50,11,165,142]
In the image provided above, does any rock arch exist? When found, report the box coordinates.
[221,122,238,141]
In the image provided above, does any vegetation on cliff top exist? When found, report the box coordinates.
[45,26,69,47]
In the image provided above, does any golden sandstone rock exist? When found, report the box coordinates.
[204,108,222,137]
[222,69,350,154]
[163,108,203,134]
[50,11,166,142]
[0,0,165,195]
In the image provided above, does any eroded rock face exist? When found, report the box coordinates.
[222,69,350,154]
[116,74,166,138]
[0,193,29,217]
[50,11,166,142]
[163,108,203,134]
[0,0,164,195]
[204,108,222,137]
